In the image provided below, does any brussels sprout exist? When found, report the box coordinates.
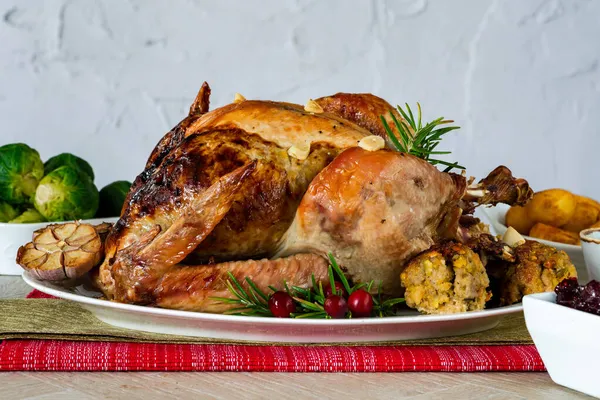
[0,201,20,222]
[34,166,99,221]
[44,153,95,181]
[0,143,44,205]
[97,180,131,217]
[9,208,46,224]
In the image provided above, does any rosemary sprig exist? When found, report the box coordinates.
[210,253,405,318]
[210,272,272,317]
[380,103,464,172]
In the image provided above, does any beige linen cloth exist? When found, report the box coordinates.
[0,299,532,346]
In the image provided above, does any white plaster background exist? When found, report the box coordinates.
[1,0,599,198]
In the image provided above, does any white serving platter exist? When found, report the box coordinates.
[480,204,585,274]
[23,271,523,344]
[0,217,119,275]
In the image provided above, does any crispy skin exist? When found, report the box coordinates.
[315,93,407,147]
[187,100,370,148]
[278,148,466,295]
[400,242,490,314]
[466,233,515,263]
[470,166,533,206]
[94,85,534,312]
[486,240,577,306]
[102,163,255,303]
[144,82,210,173]
[99,97,376,306]
[155,253,328,312]
[110,128,341,267]
[189,81,211,115]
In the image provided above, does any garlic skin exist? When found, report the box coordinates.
[304,99,324,114]
[234,93,246,103]
[358,135,385,152]
[503,226,526,248]
[288,143,311,160]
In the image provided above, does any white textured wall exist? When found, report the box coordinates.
[1,0,599,198]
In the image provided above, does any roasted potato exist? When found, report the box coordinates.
[525,189,577,227]
[505,205,535,235]
[576,195,600,213]
[562,197,600,233]
[529,223,580,246]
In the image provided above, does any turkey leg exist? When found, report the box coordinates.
[275,148,532,296]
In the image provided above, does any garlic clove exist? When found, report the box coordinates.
[503,226,526,247]
[288,143,311,160]
[358,135,385,152]
[304,99,324,114]
[234,93,246,103]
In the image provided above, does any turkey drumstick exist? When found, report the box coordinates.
[275,147,531,295]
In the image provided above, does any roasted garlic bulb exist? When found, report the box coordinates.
[17,222,111,281]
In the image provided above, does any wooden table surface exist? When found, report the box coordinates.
[0,275,591,400]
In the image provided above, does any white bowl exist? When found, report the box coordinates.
[481,204,585,277]
[0,217,119,275]
[581,228,600,282]
[523,292,600,398]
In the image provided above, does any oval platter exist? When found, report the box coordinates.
[23,271,522,344]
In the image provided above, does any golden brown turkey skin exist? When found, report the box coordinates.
[315,93,408,147]
[101,128,337,304]
[116,128,340,263]
[278,147,467,295]
[101,163,257,303]
[99,94,388,305]
[111,100,376,262]
[188,100,370,149]
[94,85,532,311]
[154,253,328,312]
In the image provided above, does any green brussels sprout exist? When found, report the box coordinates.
[44,153,95,181]
[0,201,20,222]
[34,166,99,221]
[0,143,44,205]
[9,208,46,224]
[97,180,131,217]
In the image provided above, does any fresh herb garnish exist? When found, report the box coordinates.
[380,103,464,172]
[210,253,405,318]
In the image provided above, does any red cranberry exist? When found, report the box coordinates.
[348,289,374,317]
[555,277,580,308]
[324,281,347,298]
[268,291,296,318]
[583,280,600,299]
[555,277,579,293]
[575,280,600,315]
[324,295,348,318]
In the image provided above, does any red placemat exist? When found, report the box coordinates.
[26,290,54,299]
[0,290,545,372]
[0,340,544,372]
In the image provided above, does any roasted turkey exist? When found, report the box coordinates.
[79,83,531,311]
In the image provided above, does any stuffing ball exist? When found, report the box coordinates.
[400,242,490,314]
[486,240,577,306]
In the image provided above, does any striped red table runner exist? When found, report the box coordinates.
[0,290,544,372]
